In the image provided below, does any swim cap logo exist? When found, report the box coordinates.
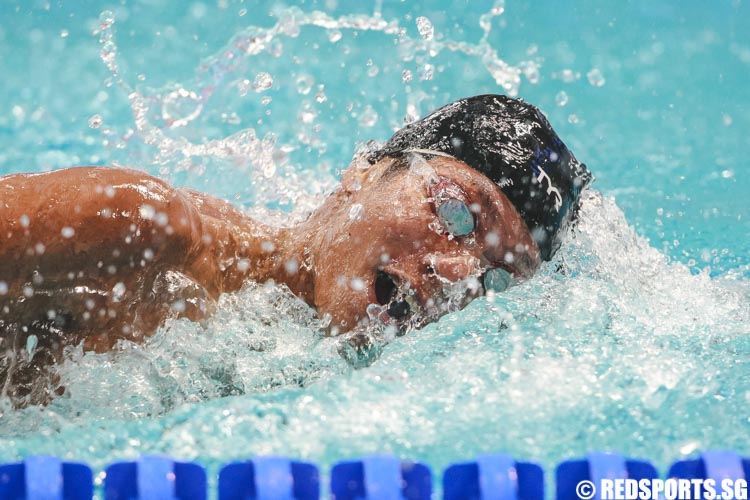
[535,166,563,212]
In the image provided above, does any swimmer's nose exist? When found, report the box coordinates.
[426,255,480,282]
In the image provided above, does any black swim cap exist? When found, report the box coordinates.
[368,94,592,261]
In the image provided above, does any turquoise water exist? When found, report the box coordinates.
[0,0,748,494]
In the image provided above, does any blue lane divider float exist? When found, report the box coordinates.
[330,455,432,499]
[0,456,92,500]
[218,457,319,500]
[3,450,748,499]
[443,453,544,500]
[556,452,659,500]
[669,450,749,500]
[104,455,206,500]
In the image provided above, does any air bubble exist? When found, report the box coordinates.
[555,91,569,107]
[328,29,342,43]
[402,69,413,83]
[61,226,75,238]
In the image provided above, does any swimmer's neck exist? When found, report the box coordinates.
[179,189,316,305]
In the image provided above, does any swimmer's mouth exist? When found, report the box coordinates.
[370,270,481,334]
[372,270,415,333]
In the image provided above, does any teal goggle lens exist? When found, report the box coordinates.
[483,267,514,293]
[436,198,474,237]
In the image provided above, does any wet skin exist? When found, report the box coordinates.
[0,156,539,403]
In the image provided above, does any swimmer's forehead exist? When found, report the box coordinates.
[375,150,502,197]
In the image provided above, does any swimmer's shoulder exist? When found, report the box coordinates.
[0,166,206,267]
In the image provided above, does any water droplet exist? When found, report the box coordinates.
[367,62,380,78]
[261,241,275,253]
[559,69,578,83]
[221,112,241,125]
[61,226,75,238]
[402,69,413,83]
[262,162,276,178]
[296,74,313,95]
[419,63,434,81]
[285,259,299,274]
[522,62,539,84]
[348,203,364,221]
[99,10,115,30]
[253,72,273,92]
[485,231,500,246]
[358,105,378,127]
[350,278,366,291]
[26,335,38,356]
[416,16,434,41]
[587,68,606,87]
[136,205,154,222]
[555,91,569,107]
[88,114,103,129]
[112,282,126,300]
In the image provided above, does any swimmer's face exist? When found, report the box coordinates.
[309,153,541,335]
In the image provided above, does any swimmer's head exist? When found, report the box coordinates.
[306,94,591,335]
[367,94,592,260]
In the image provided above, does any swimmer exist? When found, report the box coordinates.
[0,94,591,405]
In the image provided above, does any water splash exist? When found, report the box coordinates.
[1,191,747,473]
[89,1,530,221]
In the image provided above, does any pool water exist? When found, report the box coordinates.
[0,0,748,493]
